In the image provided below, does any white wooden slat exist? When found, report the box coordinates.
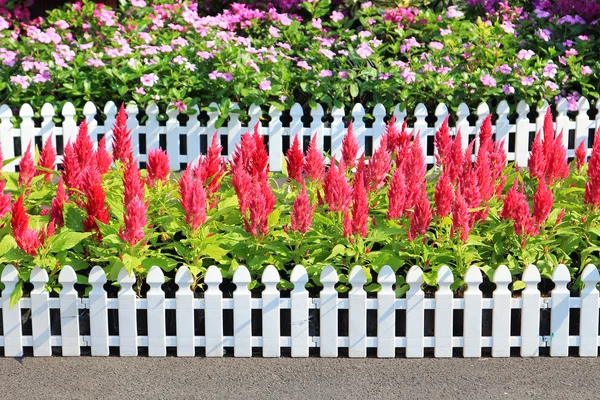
[595,100,600,146]
[434,265,453,358]
[232,265,252,358]
[463,266,483,358]
[515,101,531,167]
[145,103,160,153]
[348,265,367,358]
[492,265,511,358]
[555,98,569,148]
[175,267,194,357]
[248,104,261,139]
[330,107,345,160]
[372,104,386,152]
[30,267,51,357]
[310,105,325,153]
[352,104,366,157]
[1,265,22,357]
[103,101,118,153]
[40,103,55,146]
[575,98,591,155]
[268,106,283,172]
[206,102,221,157]
[146,266,166,357]
[320,265,338,357]
[579,264,599,357]
[227,103,242,162]
[62,102,78,147]
[290,265,310,358]
[414,103,428,160]
[20,104,35,158]
[455,103,470,150]
[520,265,540,357]
[475,102,490,154]
[166,107,180,170]
[550,264,570,357]
[205,265,223,357]
[536,100,549,145]
[59,266,80,356]
[393,104,407,127]
[377,265,395,358]
[186,105,201,165]
[117,268,137,356]
[434,103,449,134]
[89,266,109,356]
[83,102,98,146]
[125,103,140,163]
[290,103,304,151]
[0,105,15,171]
[496,101,510,155]
[405,266,424,358]
[262,265,281,357]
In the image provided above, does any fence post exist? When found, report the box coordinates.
[550,264,570,357]
[290,103,304,151]
[579,264,599,357]
[146,266,166,357]
[40,103,55,148]
[320,265,338,357]
[310,104,325,152]
[496,101,510,155]
[377,265,395,358]
[405,266,424,358]
[492,265,511,357]
[186,105,201,166]
[89,266,109,356]
[1,265,22,357]
[520,265,540,357]
[268,106,283,172]
[456,103,470,150]
[352,104,366,157]
[393,104,407,128]
[463,266,483,358]
[262,265,281,357]
[166,105,180,170]
[515,100,531,167]
[145,102,160,154]
[30,267,51,357]
[126,103,140,163]
[59,266,81,356]
[233,265,252,358]
[348,265,367,358]
[556,98,569,148]
[434,265,454,358]
[175,266,194,357]
[330,107,345,160]
[103,101,117,153]
[575,98,591,157]
[291,265,309,358]
[207,102,220,158]
[372,104,386,152]
[117,268,137,356]
[205,265,223,357]
[0,105,15,171]
[83,101,97,145]
[414,103,428,160]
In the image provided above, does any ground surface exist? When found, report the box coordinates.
[0,356,598,399]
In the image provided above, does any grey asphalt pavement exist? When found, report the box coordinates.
[0,356,598,400]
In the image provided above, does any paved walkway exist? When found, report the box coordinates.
[0,357,598,399]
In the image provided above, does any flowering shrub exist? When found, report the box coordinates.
[0,102,600,302]
[0,0,598,123]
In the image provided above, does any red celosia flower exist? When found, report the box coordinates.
[286,134,304,183]
[11,197,41,256]
[478,115,493,156]
[434,116,452,169]
[96,136,112,174]
[50,178,68,228]
[543,108,554,159]
[434,171,454,218]
[513,184,533,236]
[0,149,11,219]
[584,128,600,207]
[304,134,325,183]
[533,178,553,228]
[323,157,352,212]
[179,165,207,232]
[61,141,82,191]
[202,133,226,196]
[231,131,256,174]
[491,139,507,196]
[475,148,493,203]
[82,166,110,237]
[451,190,470,242]
[351,161,369,238]
[290,183,314,234]
[500,179,519,221]
[384,118,411,155]
[74,119,94,167]
[231,164,253,213]
[18,143,35,187]
[403,137,426,210]
[546,131,569,184]
[528,132,545,180]
[343,210,352,238]
[366,142,391,193]
[448,129,464,183]
[251,123,269,181]
[112,103,133,164]
[120,160,148,245]
[341,121,359,169]
[37,135,56,182]
[246,177,275,236]
[556,208,565,225]
[408,189,431,241]
[575,141,587,172]
[146,148,170,186]
[387,166,406,220]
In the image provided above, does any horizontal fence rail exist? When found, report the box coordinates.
[1,263,598,358]
[0,97,598,172]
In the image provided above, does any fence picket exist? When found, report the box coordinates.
[0,105,15,171]
[579,264,599,357]
[103,101,117,153]
[392,104,407,127]
[456,104,470,149]
[435,266,454,358]
[1,265,22,357]
[535,100,549,136]
[268,107,283,172]
[207,102,220,156]
[521,265,540,357]
[330,107,345,160]
[463,266,483,358]
[232,265,252,358]
[496,101,510,155]
[146,266,166,357]
[20,104,34,156]
[492,265,511,358]
[310,105,325,152]
[186,105,201,166]
[372,104,386,151]
[405,266,424,358]
[550,264,570,357]
[348,265,367,358]
[575,98,591,156]
[117,268,137,357]
[515,101,531,166]
[89,266,109,356]
[248,105,261,140]
[83,102,98,144]
[556,98,569,149]
[320,266,338,357]
[475,102,490,153]
[145,103,160,153]
[59,266,80,356]
[175,267,194,357]
[205,265,224,357]
[290,265,310,358]
[166,107,180,170]
[30,267,51,357]
[40,103,55,146]
[290,103,303,151]
[352,104,366,156]
[414,104,428,159]
[377,265,395,358]
[262,265,281,358]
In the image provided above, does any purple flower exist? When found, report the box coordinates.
[379,73,391,80]
[521,77,535,86]
[319,70,333,78]
[356,43,374,59]
[259,79,272,91]
[542,63,557,78]
[331,11,344,22]
[429,41,444,50]
[339,71,349,79]
[131,0,146,6]
[582,66,593,76]
[10,75,30,89]
[517,49,535,60]
[135,87,146,95]
[480,74,496,87]
[578,35,589,41]
[297,61,312,70]
[446,6,463,18]
[269,26,280,38]
[439,28,451,36]
[401,68,416,84]
[536,29,552,42]
[173,100,187,112]
[312,18,322,29]
[141,73,158,87]
[497,64,512,74]
[565,48,578,57]
[502,85,515,95]
[545,81,558,91]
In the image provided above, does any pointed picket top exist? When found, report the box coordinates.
[522,264,541,291]
[373,103,386,119]
[261,265,280,288]
[19,103,34,119]
[83,101,96,121]
[536,99,550,120]
[493,265,511,287]
[147,266,164,292]
[125,103,139,122]
[434,103,449,127]
[320,265,338,286]
[268,105,282,125]
[205,265,223,291]
[464,265,483,288]
[104,101,117,118]
[578,97,590,114]
[476,102,490,119]
[61,102,76,119]
[166,103,179,120]
[456,103,469,120]
[517,100,530,117]
[2,264,18,290]
[392,104,407,125]
[552,264,570,287]
[117,268,136,291]
[89,265,107,286]
[581,264,599,292]
[41,103,55,120]
[351,103,366,120]
[146,102,159,118]
[556,97,568,116]
[207,102,220,127]
[290,103,303,118]
[248,104,261,129]
[233,265,251,290]
[331,106,345,119]
[406,265,424,293]
[175,266,193,288]
[437,265,454,290]
[30,267,49,291]
[58,265,77,287]
[349,265,367,288]
[414,103,428,120]
[378,265,395,288]
[290,264,309,292]
[497,100,510,118]
[186,105,200,125]
[0,104,13,123]
[310,103,325,120]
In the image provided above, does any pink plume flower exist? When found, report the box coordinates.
[112,103,133,164]
[434,171,454,217]
[304,134,325,183]
[513,184,533,236]
[543,108,555,160]
[500,179,519,221]
[61,141,83,191]
[50,178,68,228]
[403,138,426,210]
[231,131,256,175]
[82,166,111,238]
[74,119,94,167]
[120,160,148,245]
[251,123,269,181]
[231,164,253,213]
[533,178,553,228]
[18,143,36,187]
[408,189,431,241]
[343,210,353,238]
[202,133,226,196]
[584,128,600,207]
[528,132,546,180]
[37,135,56,182]
[387,166,406,220]
[324,157,352,212]
[448,129,464,183]
[451,190,470,242]
[351,160,369,237]
[246,177,276,236]
[179,165,207,232]
[341,121,359,169]
[146,148,170,186]
[290,183,315,234]
[11,196,41,256]
[434,116,452,169]
[286,134,304,183]
[547,131,569,183]
[96,136,112,174]
[366,143,391,193]
[575,141,587,172]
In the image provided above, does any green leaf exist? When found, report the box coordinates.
[203,243,229,262]
[512,280,526,291]
[47,230,92,253]
[326,244,346,261]
[10,280,23,309]
[350,83,359,98]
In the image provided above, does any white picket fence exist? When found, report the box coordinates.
[0,97,598,172]
[1,263,599,358]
